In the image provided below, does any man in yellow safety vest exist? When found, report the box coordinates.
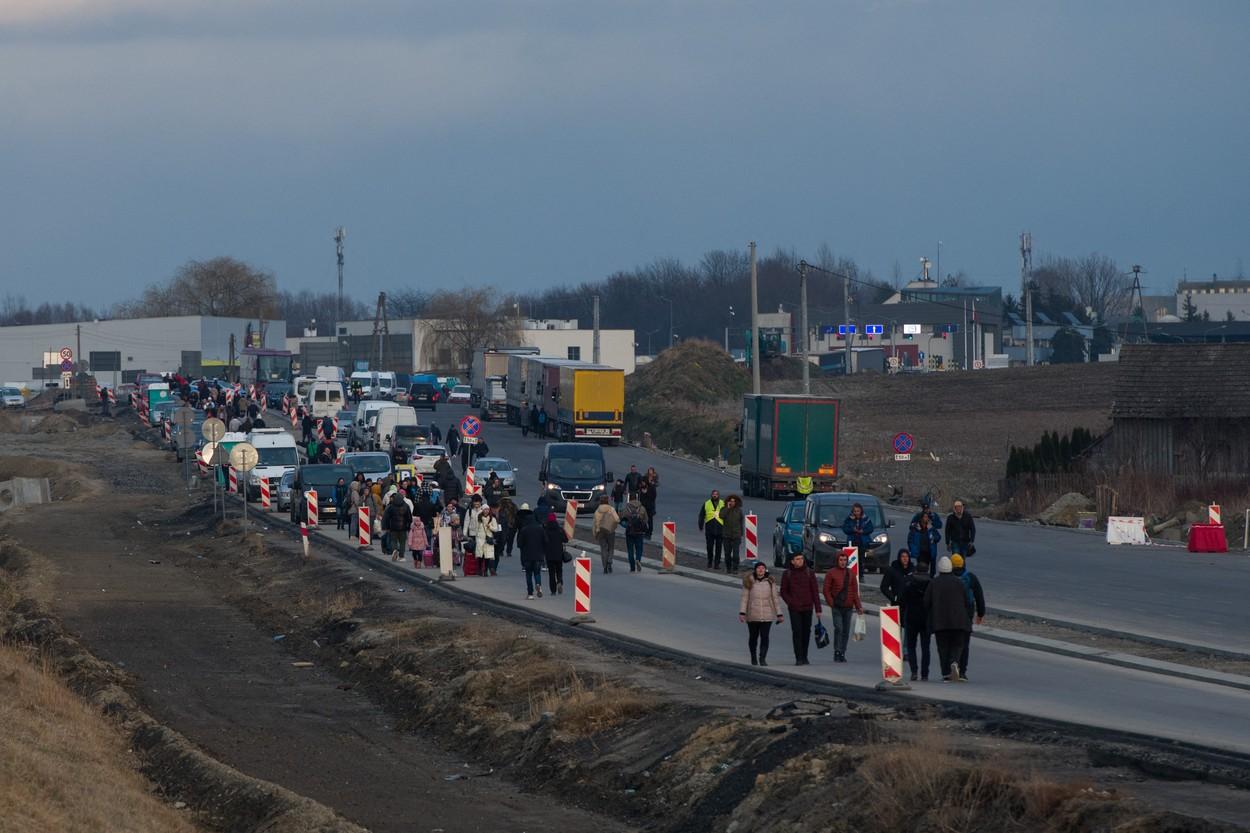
[796,476,814,497]
[697,489,727,569]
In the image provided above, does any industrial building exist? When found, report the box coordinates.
[0,316,286,388]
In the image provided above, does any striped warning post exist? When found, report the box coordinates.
[139,408,150,427]
[843,546,859,578]
[358,506,371,548]
[1210,504,1222,525]
[744,513,758,562]
[282,393,290,412]
[335,446,345,464]
[879,605,904,682]
[563,499,579,540]
[248,384,256,399]
[107,388,116,405]
[661,521,677,572]
[162,420,171,440]
[465,465,477,495]
[196,450,207,477]
[259,478,271,511]
[306,489,319,528]
[289,407,298,428]
[570,555,594,623]
[301,521,310,558]
[227,466,238,494]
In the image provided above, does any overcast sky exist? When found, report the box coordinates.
[2,1,1247,309]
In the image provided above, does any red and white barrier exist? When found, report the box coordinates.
[139,409,150,428]
[282,393,290,412]
[195,450,207,477]
[248,384,256,399]
[744,513,758,562]
[465,465,478,495]
[879,605,904,683]
[227,466,238,494]
[301,521,310,558]
[306,489,319,528]
[843,546,859,578]
[571,555,594,623]
[661,521,677,571]
[358,506,371,547]
[564,499,578,540]
[107,388,116,404]
[259,478,271,511]
[1210,504,1222,525]
[289,407,298,428]
[335,446,345,464]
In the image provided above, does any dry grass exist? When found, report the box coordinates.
[528,671,659,737]
[294,588,364,621]
[0,644,200,833]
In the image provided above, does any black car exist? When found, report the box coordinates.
[265,382,294,409]
[408,382,437,410]
[290,464,353,523]
[800,492,893,572]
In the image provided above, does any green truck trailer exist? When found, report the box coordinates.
[739,394,840,499]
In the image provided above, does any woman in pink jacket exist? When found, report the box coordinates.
[407,514,429,567]
[738,561,783,666]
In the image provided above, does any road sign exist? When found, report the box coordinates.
[838,324,857,335]
[229,442,259,472]
[918,350,926,361]
[865,324,884,335]
[201,441,225,466]
[60,371,72,387]
[819,325,837,335]
[59,347,73,360]
[459,415,482,438]
[887,356,900,368]
[202,417,226,443]
[892,432,915,454]
[973,359,984,370]
[902,323,922,335]
[60,359,74,371]
[894,453,912,461]
[172,407,196,427]
[460,435,479,445]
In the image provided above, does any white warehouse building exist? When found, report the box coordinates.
[0,316,286,388]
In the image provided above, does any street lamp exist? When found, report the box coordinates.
[657,296,675,350]
[725,305,736,352]
[644,328,661,356]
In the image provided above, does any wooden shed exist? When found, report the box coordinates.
[1110,343,1250,477]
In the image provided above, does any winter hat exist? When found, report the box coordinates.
[950,554,965,569]
[520,502,531,511]
[547,512,558,523]
[937,556,953,574]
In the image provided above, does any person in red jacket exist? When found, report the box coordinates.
[822,550,863,663]
[780,552,822,665]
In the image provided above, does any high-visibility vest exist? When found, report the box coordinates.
[703,499,725,523]
[796,476,814,495]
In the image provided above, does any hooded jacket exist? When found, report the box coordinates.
[924,573,972,632]
[879,557,915,606]
[780,564,822,613]
[721,499,745,540]
[739,571,782,622]
[517,511,546,566]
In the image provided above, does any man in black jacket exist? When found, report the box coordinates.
[952,553,986,681]
[381,492,412,563]
[945,500,976,557]
[517,504,546,599]
[924,556,971,682]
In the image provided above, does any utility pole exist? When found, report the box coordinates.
[1129,264,1148,343]
[228,333,236,382]
[334,226,346,329]
[75,324,82,375]
[370,292,389,370]
[843,264,852,377]
[963,299,969,370]
[1020,232,1034,366]
[798,260,810,393]
[749,241,760,395]
[592,294,601,364]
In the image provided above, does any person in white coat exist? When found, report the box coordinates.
[738,561,783,666]
[475,505,501,577]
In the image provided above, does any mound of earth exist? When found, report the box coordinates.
[0,456,102,501]
[626,340,748,461]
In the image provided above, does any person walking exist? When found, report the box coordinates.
[300,412,315,446]
[720,494,745,574]
[924,556,971,682]
[382,492,413,563]
[880,548,914,662]
[910,499,943,536]
[346,479,362,539]
[497,497,517,557]
[407,512,429,567]
[519,400,529,437]
[517,503,545,599]
[821,550,863,663]
[902,556,933,681]
[951,553,985,681]
[461,494,484,576]
[592,496,620,573]
[620,492,649,572]
[624,464,643,495]
[945,500,977,558]
[698,489,726,570]
[639,478,658,540]
[909,511,942,576]
[841,503,875,561]
[475,505,500,576]
[611,478,626,514]
[429,423,442,444]
[537,408,548,438]
[739,561,783,666]
[542,511,568,594]
[780,552,822,665]
[334,477,350,530]
[528,403,539,438]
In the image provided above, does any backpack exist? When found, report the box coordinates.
[626,507,648,536]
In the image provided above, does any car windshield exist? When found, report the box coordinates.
[476,458,509,471]
[257,447,299,466]
[281,471,294,487]
[1,387,19,396]
[786,504,805,523]
[347,453,391,474]
[548,457,603,481]
[395,426,423,438]
[453,386,470,394]
[817,500,885,529]
[414,446,444,457]
[300,465,352,486]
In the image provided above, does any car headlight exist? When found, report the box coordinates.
[817,532,833,544]
[592,483,605,491]
[873,533,888,544]
[546,483,560,490]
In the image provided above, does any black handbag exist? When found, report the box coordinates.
[814,618,831,649]
[561,547,573,564]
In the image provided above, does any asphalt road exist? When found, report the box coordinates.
[428,404,1249,653]
[292,507,1250,756]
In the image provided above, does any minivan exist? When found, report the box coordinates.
[801,492,892,573]
[538,442,611,514]
[307,380,345,419]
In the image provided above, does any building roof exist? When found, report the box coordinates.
[1112,343,1250,419]
[856,300,1004,329]
[1178,278,1250,292]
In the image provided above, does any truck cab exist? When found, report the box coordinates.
[244,428,300,500]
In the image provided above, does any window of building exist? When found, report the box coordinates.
[567,346,581,360]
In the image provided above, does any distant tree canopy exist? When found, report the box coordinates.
[1006,427,1097,477]
[1030,253,1129,324]
[1049,327,1087,364]
[276,290,371,337]
[0,295,100,326]
[116,257,279,320]
[419,288,522,371]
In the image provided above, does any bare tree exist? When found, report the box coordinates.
[387,288,431,318]
[276,290,369,336]
[419,289,521,372]
[117,257,278,319]
[1034,253,1129,323]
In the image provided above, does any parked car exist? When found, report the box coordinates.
[342,451,393,482]
[472,456,516,494]
[277,469,295,511]
[264,382,294,409]
[410,444,449,475]
[772,500,806,567]
[446,385,472,405]
[1,386,25,408]
[171,411,207,462]
[800,492,892,572]
[290,464,354,523]
[406,382,438,410]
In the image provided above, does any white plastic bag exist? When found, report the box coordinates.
[852,613,867,641]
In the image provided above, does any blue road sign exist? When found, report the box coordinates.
[459,415,482,438]
[820,325,837,335]
[893,432,915,454]
[838,324,857,335]
[865,324,884,335]
[918,351,926,360]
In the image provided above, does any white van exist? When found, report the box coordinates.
[372,406,418,452]
[350,400,399,450]
[315,365,346,384]
[308,380,345,418]
[375,371,397,399]
[244,428,300,499]
[294,375,317,406]
[349,371,377,398]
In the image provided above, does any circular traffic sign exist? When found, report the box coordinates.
[60,359,74,371]
[459,415,482,438]
[201,441,223,466]
[59,347,73,360]
[892,432,915,454]
[229,442,259,472]
[201,417,226,443]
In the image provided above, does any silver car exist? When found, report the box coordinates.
[277,470,295,512]
[473,456,516,494]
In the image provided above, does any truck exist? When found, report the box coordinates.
[504,355,624,444]
[470,348,537,417]
[239,348,294,386]
[738,394,840,499]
